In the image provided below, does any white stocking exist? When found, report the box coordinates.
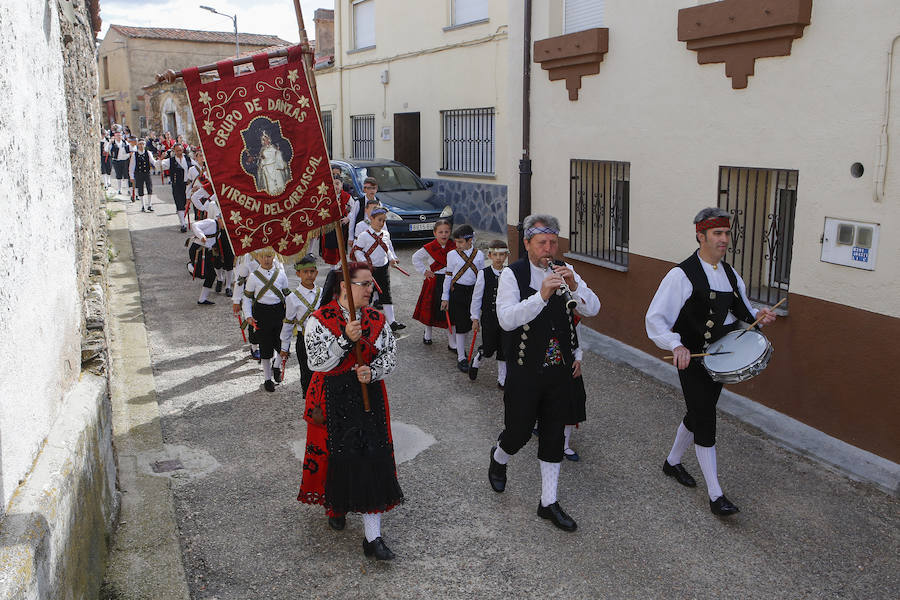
[383,304,395,323]
[198,287,211,302]
[224,270,234,288]
[262,359,273,381]
[539,460,560,507]
[455,333,467,362]
[563,425,575,451]
[448,326,457,349]
[177,211,187,228]
[423,325,432,341]
[695,444,723,501]
[667,422,694,466]
[362,513,381,542]
[493,445,511,465]
[497,360,507,385]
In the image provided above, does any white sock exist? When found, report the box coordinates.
[198,287,211,302]
[497,361,507,385]
[455,333,467,362]
[362,513,381,542]
[117,180,122,192]
[215,269,224,283]
[695,444,723,501]
[448,326,457,349]
[493,445,511,465]
[262,359,273,381]
[472,351,482,368]
[383,304,395,323]
[424,325,432,341]
[224,270,234,287]
[102,174,109,186]
[563,424,574,451]
[251,344,259,352]
[667,422,694,466]
[142,195,150,210]
[539,460,560,507]
[178,212,187,227]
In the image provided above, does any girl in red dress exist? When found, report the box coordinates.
[411,219,454,346]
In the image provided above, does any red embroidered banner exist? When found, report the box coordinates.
[182,46,338,257]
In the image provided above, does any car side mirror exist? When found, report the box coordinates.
[425,181,434,188]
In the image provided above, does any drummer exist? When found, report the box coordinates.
[645,207,777,517]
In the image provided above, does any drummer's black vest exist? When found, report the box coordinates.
[502,259,579,373]
[134,150,151,175]
[169,156,192,188]
[482,266,500,323]
[673,252,755,354]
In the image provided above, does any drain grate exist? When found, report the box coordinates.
[152,459,184,473]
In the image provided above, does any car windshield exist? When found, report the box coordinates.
[354,165,425,192]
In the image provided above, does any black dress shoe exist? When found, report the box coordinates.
[215,281,223,293]
[147,206,154,212]
[710,495,740,516]
[273,367,282,383]
[488,446,507,493]
[197,300,215,305]
[662,461,697,487]
[468,349,481,380]
[390,321,406,331]
[448,345,456,353]
[225,288,232,298]
[362,536,395,560]
[563,449,580,462]
[264,379,275,392]
[537,501,578,532]
[422,337,433,345]
[180,225,187,233]
[328,515,346,531]
[456,359,469,373]
[497,382,505,391]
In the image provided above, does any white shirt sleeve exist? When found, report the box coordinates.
[441,253,456,301]
[128,154,136,178]
[412,247,430,275]
[385,231,397,262]
[470,269,485,320]
[347,200,360,244]
[280,294,299,352]
[190,221,207,240]
[241,275,257,316]
[496,268,548,332]
[645,268,694,351]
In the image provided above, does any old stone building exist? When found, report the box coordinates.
[98,25,289,134]
[0,0,115,598]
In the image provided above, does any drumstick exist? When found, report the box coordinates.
[445,309,452,331]
[391,263,410,276]
[736,297,787,339]
[662,351,732,359]
[467,331,478,364]
[235,313,247,342]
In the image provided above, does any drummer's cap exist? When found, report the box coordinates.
[694,207,731,233]
[294,254,318,271]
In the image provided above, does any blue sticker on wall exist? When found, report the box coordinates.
[852,247,869,262]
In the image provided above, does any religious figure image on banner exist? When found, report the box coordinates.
[240,117,293,197]
[181,45,340,258]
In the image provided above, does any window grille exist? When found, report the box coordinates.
[353,0,375,49]
[569,159,629,267]
[321,110,333,158]
[717,166,798,306]
[453,0,488,25]
[440,107,495,175]
[350,114,375,160]
[564,0,605,34]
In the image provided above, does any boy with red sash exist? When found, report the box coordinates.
[411,219,454,345]
[298,262,402,561]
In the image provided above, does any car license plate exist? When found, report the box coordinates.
[409,222,432,231]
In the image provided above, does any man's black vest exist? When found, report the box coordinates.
[502,258,579,372]
[134,150,151,175]
[169,155,193,188]
[672,252,755,353]
[482,266,500,323]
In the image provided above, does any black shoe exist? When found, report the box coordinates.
[497,382,505,391]
[537,501,578,532]
[215,281,223,293]
[468,349,481,381]
[390,321,406,331]
[225,288,232,298]
[250,349,261,361]
[663,461,697,488]
[448,345,457,354]
[264,379,275,392]
[362,537,395,561]
[710,495,740,516]
[148,206,154,212]
[422,337,433,345]
[488,446,507,493]
[197,300,215,305]
[273,367,282,383]
[180,225,187,233]
[564,449,580,462]
[328,515,346,531]
[456,359,469,373]
[140,207,146,212]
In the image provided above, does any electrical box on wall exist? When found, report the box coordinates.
[380,69,389,84]
[820,217,880,271]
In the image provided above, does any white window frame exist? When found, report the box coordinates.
[452,0,489,27]
[564,0,605,35]
[352,0,375,51]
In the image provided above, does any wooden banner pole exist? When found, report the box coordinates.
[293,0,371,412]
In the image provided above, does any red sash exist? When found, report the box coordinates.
[423,239,451,272]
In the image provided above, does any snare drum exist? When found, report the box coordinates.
[702,329,773,384]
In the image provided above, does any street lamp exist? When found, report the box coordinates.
[200,5,239,58]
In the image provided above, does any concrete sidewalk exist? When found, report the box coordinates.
[113,184,898,599]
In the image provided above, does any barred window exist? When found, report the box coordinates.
[321,110,333,158]
[568,159,629,268]
[440,107,495,175]
[718,166,798,307]
[350,114,375,160]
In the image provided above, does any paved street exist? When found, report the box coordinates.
[117,183,898,599]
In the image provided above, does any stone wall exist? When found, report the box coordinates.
[423,178,508,234]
